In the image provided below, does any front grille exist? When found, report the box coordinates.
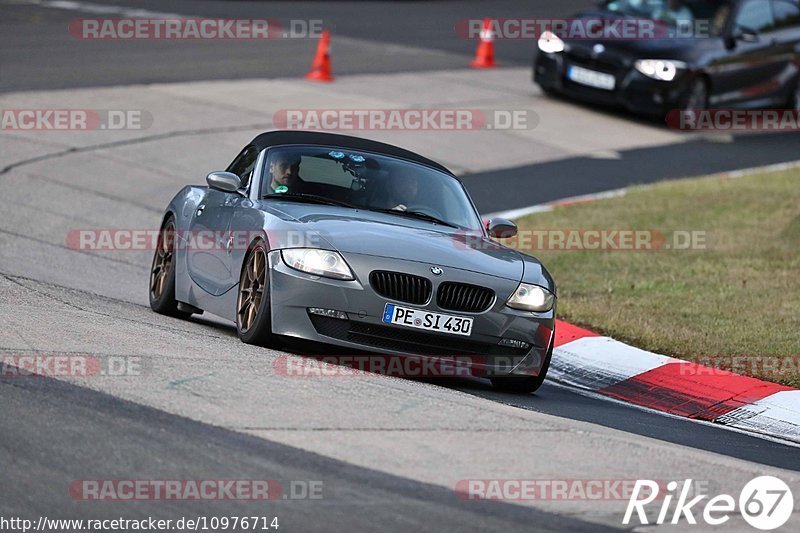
[437,282,494,313]
[308,315,528,360]
[565,50,625,76]
[369,271,432,305]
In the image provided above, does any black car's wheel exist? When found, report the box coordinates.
[236,241,275,346]
[679,77,708,112]
[538,84,558,97]
[787,76,800,111]
[149,216,192,318]
[490,344,553,394]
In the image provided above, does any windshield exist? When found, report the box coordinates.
[605,0,732,35]
[260,145,483,231]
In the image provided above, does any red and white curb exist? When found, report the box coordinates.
[550,320,800,445]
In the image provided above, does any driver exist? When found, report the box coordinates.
[656,0,694,26]
[384,173,420,212]
[267,152,303,193]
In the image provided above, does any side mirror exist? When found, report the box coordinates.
[206,171,242,193]
[732,25,759,43]
[486,217,518,238]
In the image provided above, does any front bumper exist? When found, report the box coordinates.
[267,250,555,378]
[534,51,688,116]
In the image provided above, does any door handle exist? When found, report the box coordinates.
[196,205,205,216]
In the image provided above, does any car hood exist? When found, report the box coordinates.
[263,202,525,281]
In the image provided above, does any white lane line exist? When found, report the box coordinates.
[484,159,800,221]
[9,0,185,18]
[725,159,800,178]
[484,188,628,220]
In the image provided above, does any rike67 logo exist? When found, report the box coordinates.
[624,476,794,530]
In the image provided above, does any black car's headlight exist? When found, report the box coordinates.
[506,283,555,312]
[281,249,355,280]
[634,59,687,82]
[538,31,565,54]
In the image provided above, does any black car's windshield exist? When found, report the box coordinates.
[605,0,732,35]
[260,145,483,230]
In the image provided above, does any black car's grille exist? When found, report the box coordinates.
[308,315,528,361]
[369,271,432,305]
[437,282,494,313]
[564,49,626,76]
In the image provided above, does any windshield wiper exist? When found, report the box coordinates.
[263,193,357,209]
[369,208,458,229]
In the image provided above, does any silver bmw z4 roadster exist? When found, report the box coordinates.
[150,131,556,392]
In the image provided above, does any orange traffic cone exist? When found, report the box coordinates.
[306,29,334,82]
[470,18,496,69]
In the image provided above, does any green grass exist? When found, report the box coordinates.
[512,168,800,387]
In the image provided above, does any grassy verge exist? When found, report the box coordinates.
[511,168,800,387]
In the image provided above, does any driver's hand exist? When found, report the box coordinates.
[392,204,407,212]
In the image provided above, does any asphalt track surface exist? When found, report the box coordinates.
[4,0,800,210]
[465,128,800,214]
[0,0,589,92]
[2,1,800,531]
[0,374,609,532]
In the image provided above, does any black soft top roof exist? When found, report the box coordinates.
[249,130,453,175]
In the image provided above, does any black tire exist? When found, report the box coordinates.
[490,343,553,394]
[538,84,558,97]
[149,216,192,318]
[786,76,800,111]
[236,241,275,346]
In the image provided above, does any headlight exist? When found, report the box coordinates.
[280,249,354,280]
[538,31,565,54]
[506,283,555,312]
[634,59,686,82]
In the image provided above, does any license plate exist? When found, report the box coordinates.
[381,303,473,336]
[567,65,615,90]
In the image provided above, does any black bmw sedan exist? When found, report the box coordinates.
[534,0,800,117]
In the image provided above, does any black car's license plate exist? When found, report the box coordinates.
[567,65,615,90]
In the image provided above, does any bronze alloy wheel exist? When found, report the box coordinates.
[149,216,190,317]
[150,219,175,301]
[237,245,267,334]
